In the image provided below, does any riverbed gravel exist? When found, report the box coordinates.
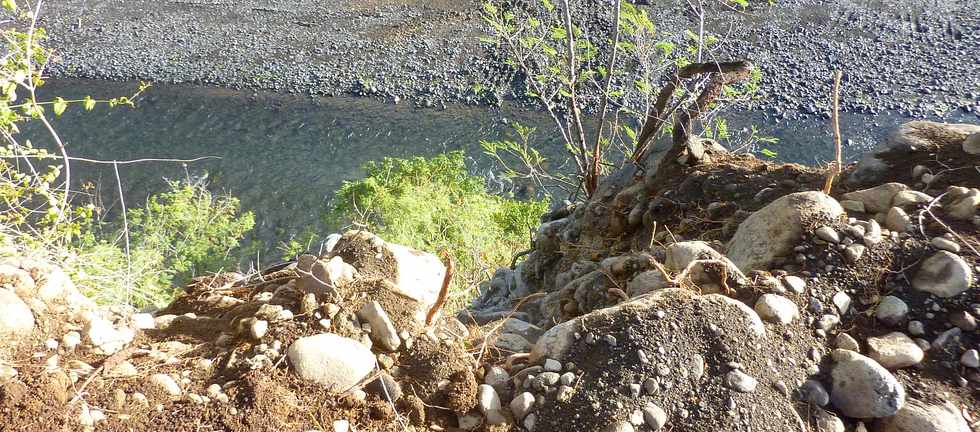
[40,0,980,119]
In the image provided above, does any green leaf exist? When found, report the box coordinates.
[2,0,16,12]
[761,148,778,158]
[52,97,67,116]
[83,96,96,111]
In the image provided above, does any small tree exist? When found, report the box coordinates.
[482,0,760,198]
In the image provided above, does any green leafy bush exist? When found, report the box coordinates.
[331,151,548,311]
[71,180,255,307]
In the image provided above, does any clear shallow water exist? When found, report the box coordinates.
[21,79,970,257]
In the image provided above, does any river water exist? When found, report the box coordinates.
[21,79,969,258]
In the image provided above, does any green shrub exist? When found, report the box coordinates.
[331,151,548,311]
[70,180,255,307]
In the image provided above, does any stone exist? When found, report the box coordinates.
[754,294,799,324]
[0,365,17,385]
[799,379,830,406]
[333,419,351,432]
[728,192,844,272]
[963,132,980,155]
[876,399,971,432]
[812,409,845,432]
[499,318,544,343]
[782,276,806,294]
[930,237,960,253]
[146,374,181,398]
[943,187,980,220]
[725,370,758,393]
[840,200,866,213]
[477,384,500,414]
[641,403,668,430]
[85,317,135,354]
[357,301,401,351]
[484,366,510,389]
[835,333,861,352]
[287,333,375,391]
[249,319,268,340]
[458,414,481,430]
[829,349,905,418]
[495,333,532,353]
[510,392,535,420]
[845,184,913,215]
[130,313,156,330]
[844,244,867,262]
[891,190,933,208]
[948,311,977,331]
[866,332,924,369]
[832,291,852,315]
[543,358,562,372]
[297,256,357,296]
[864,219,883,245]
[876,296,909,326]
[912,251,973,297]
[961,349,979,368]
[816,226,841,243]
[0,265,35,299]
[0,289,34,336]
[365,373,402,401]
[885,207,912,232]
[602,422,636,432]
[627,270,670,297]
[666,241,724,271]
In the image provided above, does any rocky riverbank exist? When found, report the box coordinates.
[41,0,980,119]
[1,119,977,431]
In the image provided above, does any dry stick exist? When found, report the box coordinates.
[591,0,623,191]
[633,61,753,163]
[112,161,133,305]
[823,70,844,194]
[425,251,455,326]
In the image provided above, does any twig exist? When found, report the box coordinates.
[425,251,455,326]
[823,70,843,194]
[591,0,623,193]
[112,161,133,305]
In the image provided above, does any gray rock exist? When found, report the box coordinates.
[841,199,867,213]
[499,318,545,343]
[841,183,909,214]
[835,333,861,352]
[0,289,34,336]
[833,291,852,315]
[495,333,533,353]
[357,301,401,351]
[627,270,670,297]
[727,192,845,272]
[601,422,636,432]
[963,132,980,155]
[725,370,758,393]
[484,366,510,389]
[829,349,905,418]
[642,403,668,430]
[863,219,883,245]
[891,190,933,208]
[782,276,806,294]
[146,374,181,398]
[961,349,979,368]
[866,332,924,369]
[876,296,909,326]
[930,237,961,253]
[510,392,535,420]
[845,244,867,263]
[287,333,375,391]
[754,294,799,324]
[885,207,912,232]
[812,408,845,432]
[850,122,980,184]
[477,384,501,414]
[799,379,830,406]
[816,226,841,243]
[943,187,980,220]
[912,251,973,297]
[907,321,925,336]
[932,327,962,350]
[665,241,724,272]
[948,311,977,331]
[875,399,971,432]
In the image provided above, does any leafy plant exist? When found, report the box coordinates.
[331,151,548,311]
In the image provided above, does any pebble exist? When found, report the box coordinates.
[876,296,909,326]
[799,379,829,406]
[907,320,925,336]
[930,237,961,253]
[543,358,562,372]
[866,332,924,369]
[782,276,806,293]
[834,333,860,352]
[815,226,841,243]
[724,370,758,393]
[754,294,799,324]
[844,244,866,262]
[641,403,668,430]
[147,374,182,397]
[510,392,535,420]
[832,291,851,315]
[948,311,977,331]
[829,349,905,418]
[962,349,980,368]
[249,319,268,340]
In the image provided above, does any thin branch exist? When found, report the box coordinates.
[823,70,843,194]
[591,0,622,192]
